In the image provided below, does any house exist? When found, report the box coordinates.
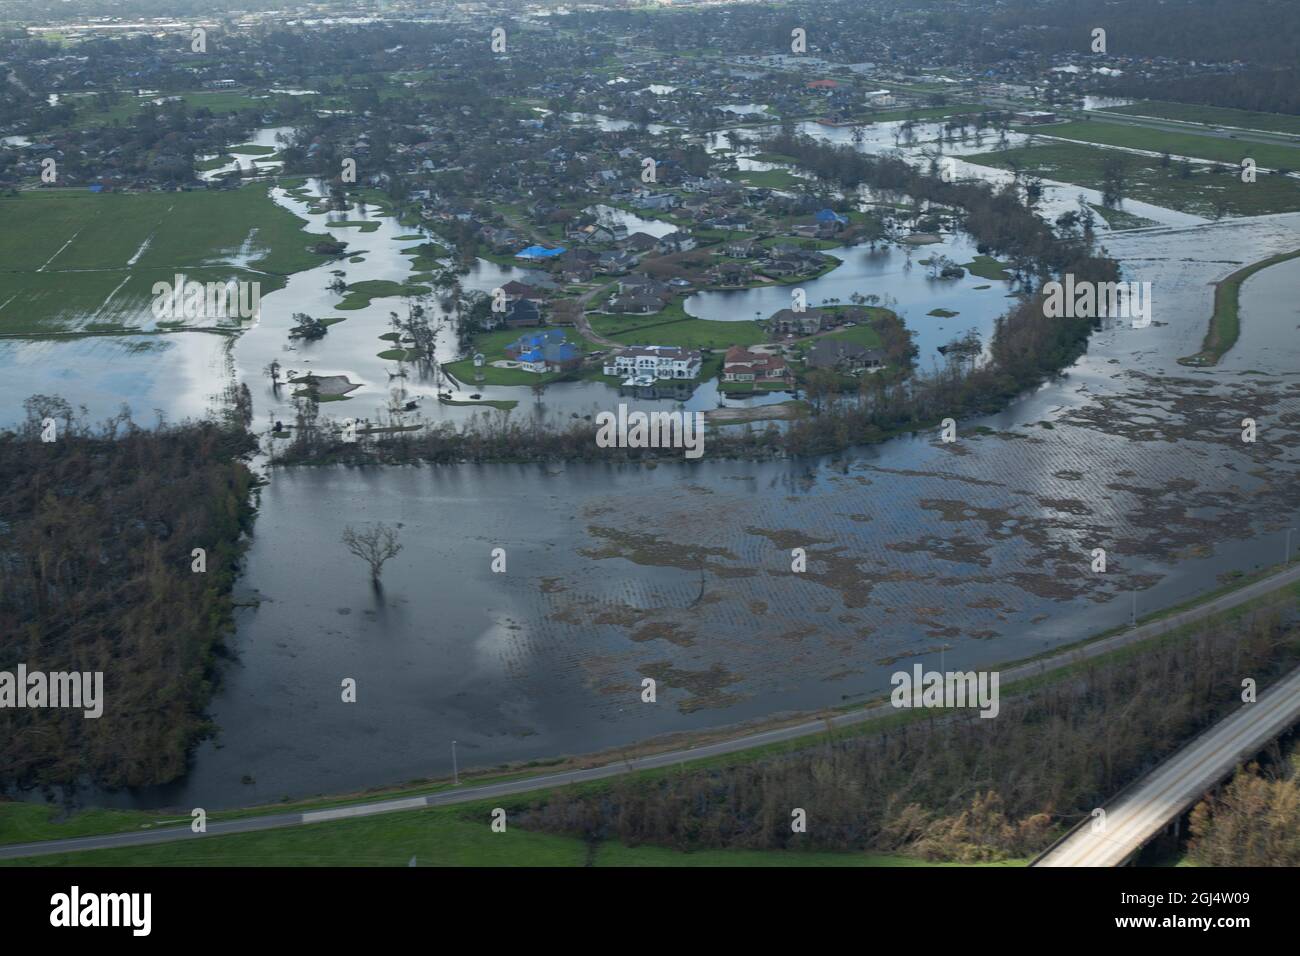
[500,280,545,303]
[602,345,702,380]
[570,222,621,245]
[709,261,754,285]
[515,245,566,261]
[617,274,671,298]
[607,292,665,314]
[768,308,824,336]
[633,192,679,212]
[480,225,523,252]
[814,208,849,228]
[724,239,757,258]
[722,346,792,384]
[597,250,638,274]
[624,231,659,253]
[804,339,885,371]
[1012,110,1057,125]
[503,299,543,327]
[657,231,697,254]
[504,330,582,372]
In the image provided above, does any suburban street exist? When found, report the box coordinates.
[4,562,1299,863]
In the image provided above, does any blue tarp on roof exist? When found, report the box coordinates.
[515,245,566,259]
[814,208,847,223]
[510,330,566,352]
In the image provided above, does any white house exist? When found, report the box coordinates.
[602,345,702,380]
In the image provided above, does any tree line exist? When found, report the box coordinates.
[0,396,256,789]
[507,600,1300,862]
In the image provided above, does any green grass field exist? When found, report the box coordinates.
[1100,101,1300,137]
[965,142,1300,218]
[55,90,269,130]
[725,168,805,189]
[0,799,1021,867]
[0,187,333,334]
[1024,120,1300,171]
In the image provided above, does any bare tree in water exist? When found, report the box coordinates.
[342,523,403,586]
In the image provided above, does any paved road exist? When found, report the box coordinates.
[1035,663,1300,867]
[4,562,1300,862]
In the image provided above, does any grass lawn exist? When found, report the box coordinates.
[1088,203,1160,231]
[787,322,885,366]
[0,798,1012,867]
[725,168,805,189]
[1101,101,1300,137]
[442,327,584,386]
[334,279,433,310]
[228,143,276,156]
[590,313,767,349]
[325,219,382,233]
[1025,120,1300,171]
[0,186,334,334]
[1178,247,1300,367]
[960,255,1013,281]
[56,90,267,130]
[964,142,1300,217]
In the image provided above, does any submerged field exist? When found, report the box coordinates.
[964,142,1300,218]
[0,186,333,335]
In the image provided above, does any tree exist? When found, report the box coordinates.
[342,523,403,585]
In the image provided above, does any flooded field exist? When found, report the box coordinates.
[9,127,1300,813]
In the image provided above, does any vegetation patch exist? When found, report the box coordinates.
[1178,247,1300,367]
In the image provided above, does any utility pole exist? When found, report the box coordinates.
[1130,590,1137,628]
[452,740,459,786]
[1287,528,1295,566]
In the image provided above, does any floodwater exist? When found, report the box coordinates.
[684,232,1015,364]
[9,127,1300,812]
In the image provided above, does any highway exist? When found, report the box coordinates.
[4,561,1300,862]
[1035,663,1300,867]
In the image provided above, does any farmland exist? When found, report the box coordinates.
[0,186,333,335]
